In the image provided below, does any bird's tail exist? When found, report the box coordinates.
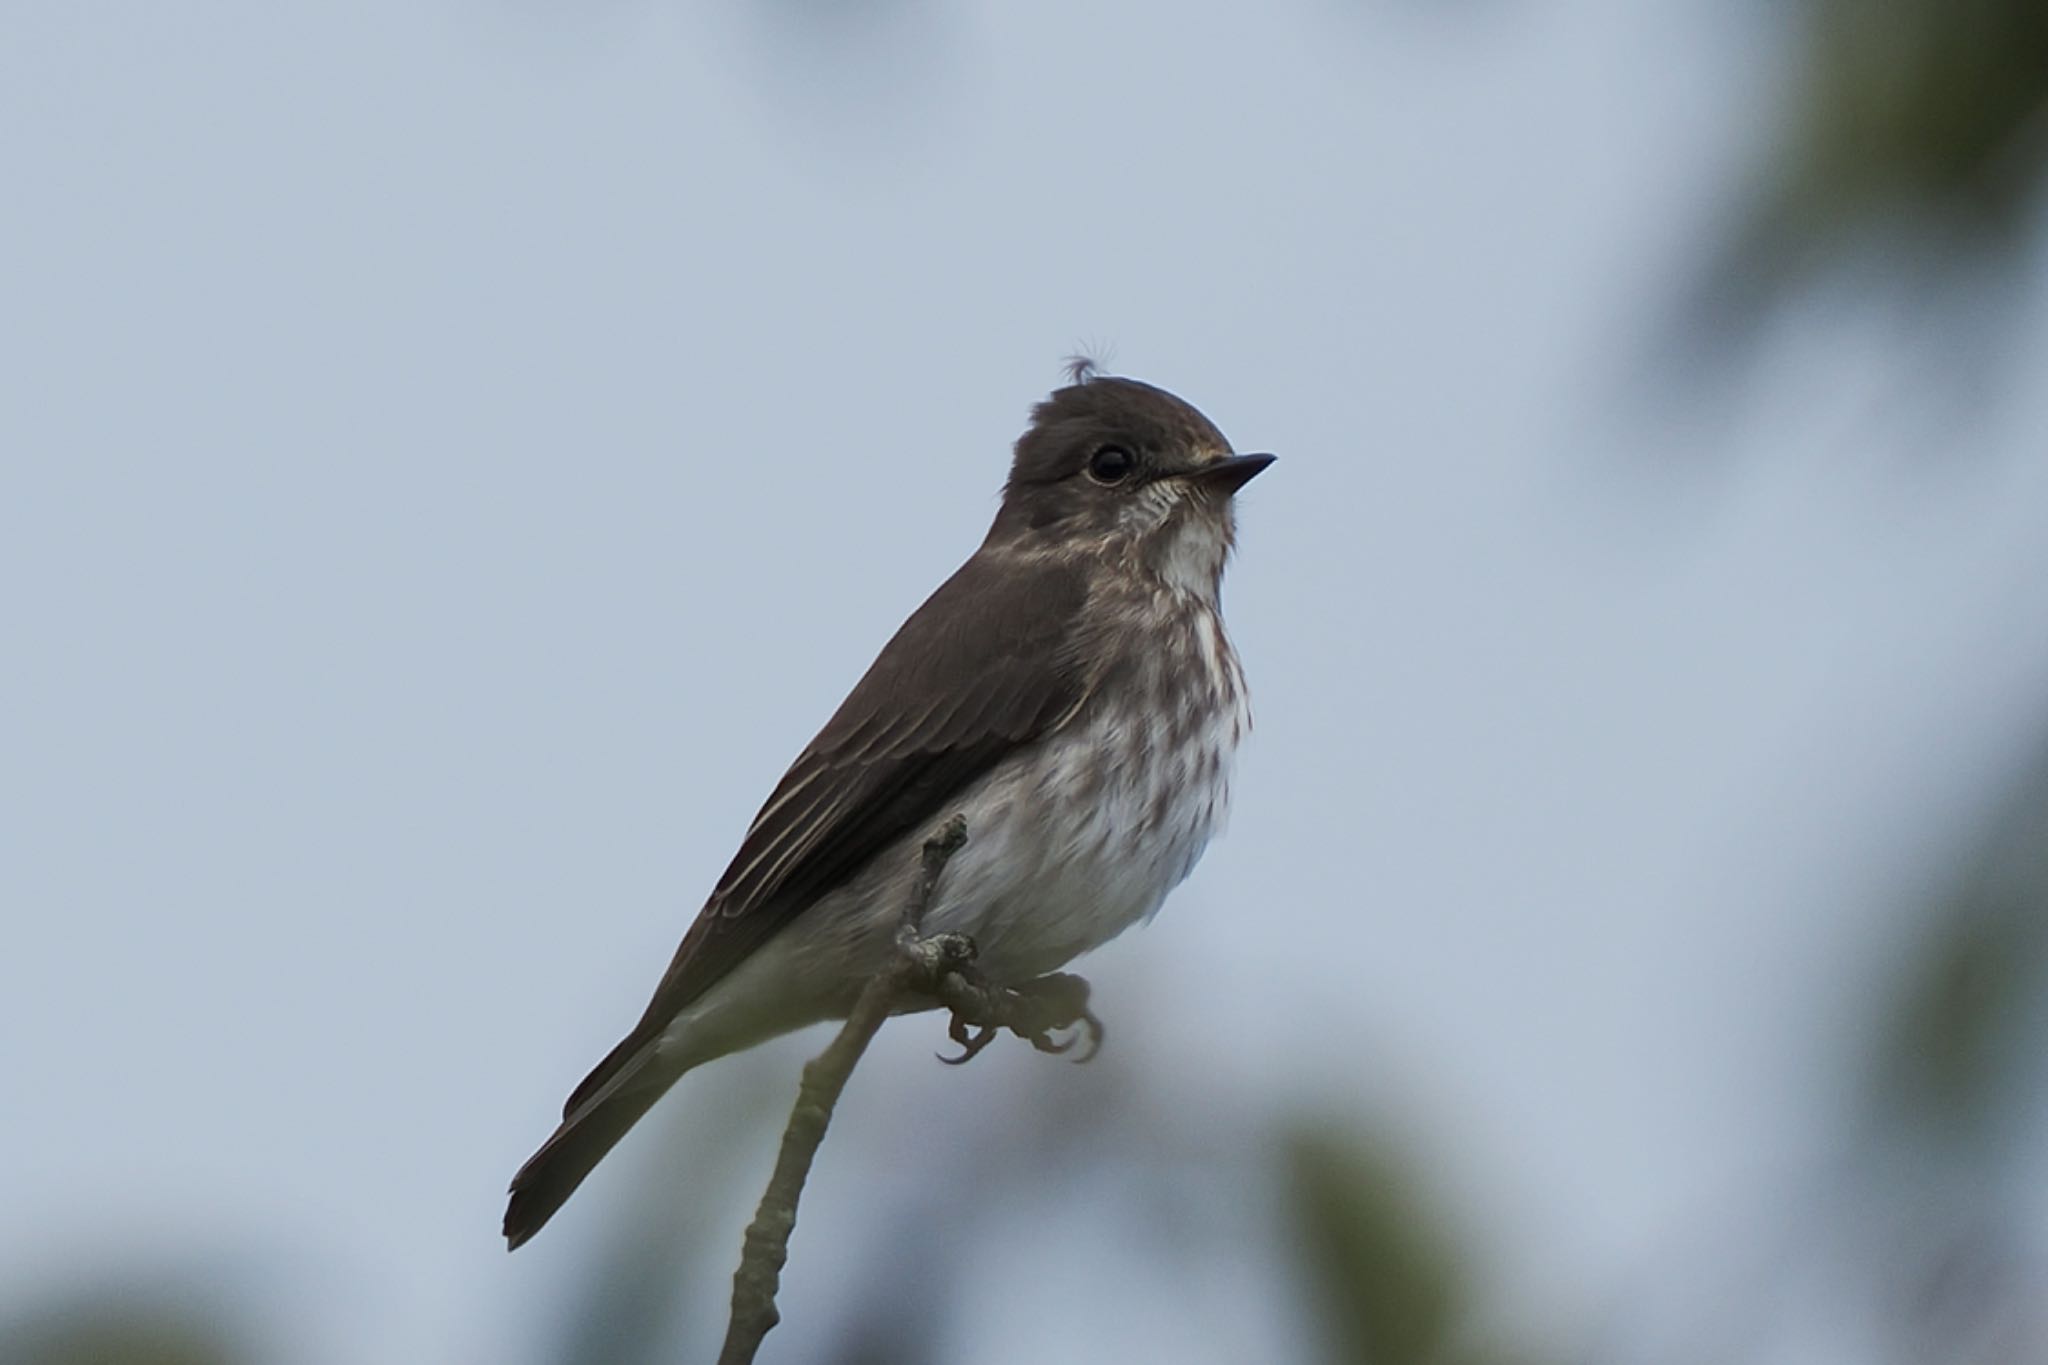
[503,1048,674,1250]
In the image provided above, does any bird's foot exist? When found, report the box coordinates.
[897,927,979,978]
[935,970,1103,1066]
[892,818,1103,1066]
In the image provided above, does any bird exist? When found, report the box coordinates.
[503,362,1272,1248]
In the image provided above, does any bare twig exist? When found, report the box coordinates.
[717,818,967,1365]
[716,815,1103,1364]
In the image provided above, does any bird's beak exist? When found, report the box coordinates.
[1188,452,1276,495]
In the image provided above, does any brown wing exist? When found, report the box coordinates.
[563,549,1091,1116]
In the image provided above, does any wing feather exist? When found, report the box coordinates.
[562,549,1091,1117]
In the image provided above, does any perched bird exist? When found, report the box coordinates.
[504,364,1271,1248]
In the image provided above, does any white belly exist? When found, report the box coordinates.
[919,693,1245,981]
[659,606,1250,1068]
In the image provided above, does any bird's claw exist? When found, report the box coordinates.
[1039,1007,1104,1063]
[937,1014,998,1065]
[936,971,1103,1066]
[1010,971,1101,1062]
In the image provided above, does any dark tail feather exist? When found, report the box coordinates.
[504,1068,668,1250]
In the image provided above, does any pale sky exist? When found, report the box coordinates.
[5,2,2048,1362]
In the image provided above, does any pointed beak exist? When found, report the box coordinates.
[1188,452,1276,495]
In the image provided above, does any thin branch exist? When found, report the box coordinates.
[716,815,1103,1364]
[717,817,969,1365]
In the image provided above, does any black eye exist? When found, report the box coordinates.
[1086,445,1134,485]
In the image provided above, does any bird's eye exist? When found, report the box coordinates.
[1086,445,1134,485]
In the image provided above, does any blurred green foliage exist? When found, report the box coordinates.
[1880,885,2044,1139]
[1284,1123,1469,1365]
[1780,0,2048,236]
[1696,0,2048,342]
[1830,739,2048,1363]
[1870,742,2048,1143]
[0,1293,252,1365]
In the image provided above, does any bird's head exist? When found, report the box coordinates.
[990,361,1273,597]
